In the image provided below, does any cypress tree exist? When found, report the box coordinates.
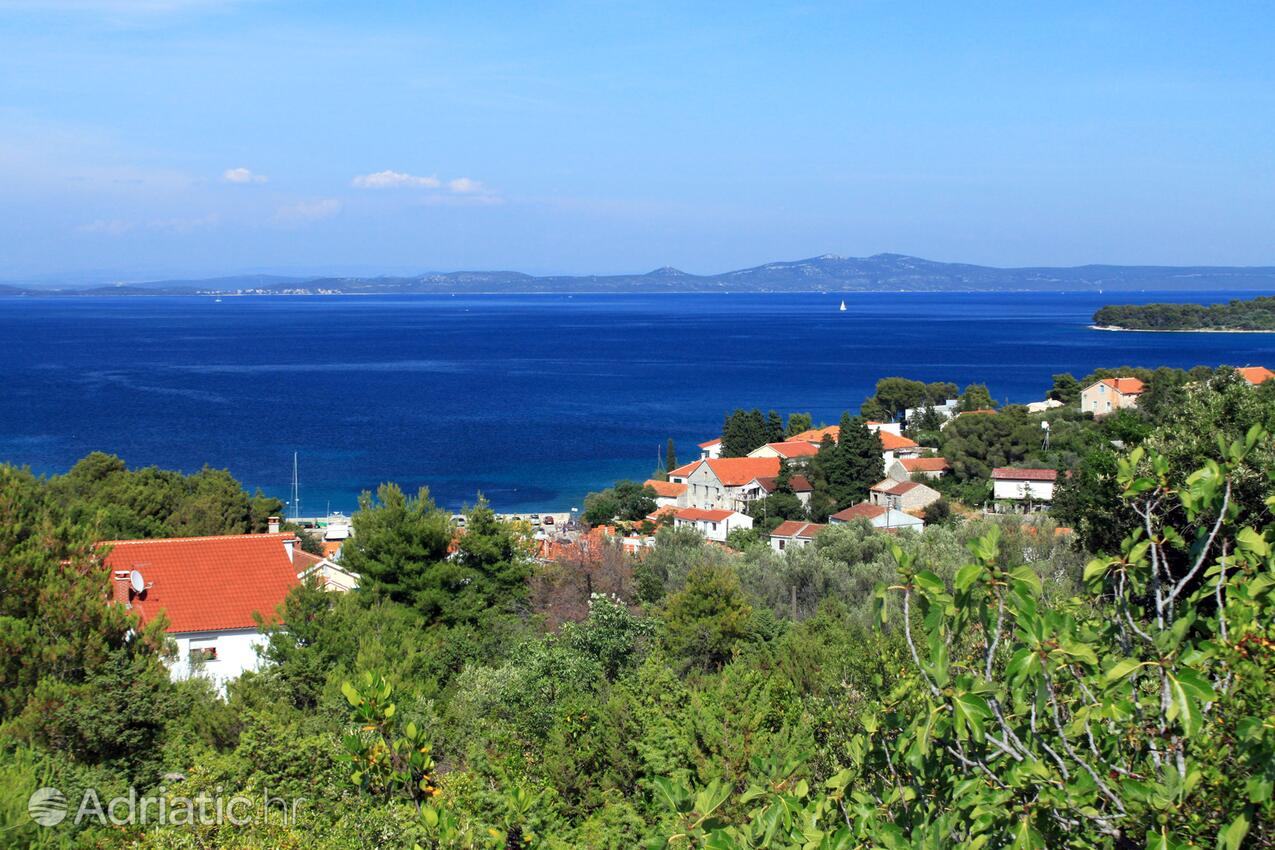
[665,438,678,471]
[766,410,785,443]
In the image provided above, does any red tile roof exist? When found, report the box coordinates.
[674,507,736,522]
[644,479,688,498]
[1237,366,1275,386]
[701,456,781,486]
[991,467,1058,481]
[667,460,703,478]
[830,503,887,522]
[698,437,722,448]
[788,425,839,443]
[1099,377,1145,395]
[900,457,950,473]
[762,440,821,458]
[770,521,827,539]
[102,533,301,634]
[879,431,918,451]
[871,479,920,495]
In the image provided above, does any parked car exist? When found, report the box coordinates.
[542,515,554,525]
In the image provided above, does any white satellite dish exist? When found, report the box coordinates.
[129,570,145,594]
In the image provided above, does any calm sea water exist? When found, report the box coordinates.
[2,292,1273,513]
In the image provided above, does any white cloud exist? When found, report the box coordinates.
[274,198,341,224]
[351,170,440,189]
[76,218,135,235]
[447,177,483,194]
[222,166,266,184]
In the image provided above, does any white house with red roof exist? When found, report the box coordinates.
[1080,377,1144,416]
[737,473,815,509]
[698,437,723,459]
[643,478,689,508]
[679,456,781,512]
[829,502,925,532]
[888,457,950,480]
[102,532,310,688]
[1236,366,1275,386]
[769,520,826,552]
[747,440,821,460]
[991,467,1058,503]
[672,507,752,543]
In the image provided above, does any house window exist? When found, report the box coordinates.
[778,539,786,550]
[711,522,718,531]
[189,638,217,663]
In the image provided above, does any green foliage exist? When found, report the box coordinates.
[584,480,657,525]
[722,409,770,457]
[958,382,996,411]
[665,438,678,472]
[811,413,883,510]
[785,413,813,438]
[661,563,757,672]
[1094,295,1275,331]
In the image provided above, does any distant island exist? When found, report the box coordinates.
[5,253,1275,296]
[1092,294,1275,332]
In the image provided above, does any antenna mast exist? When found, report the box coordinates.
[291,452,300,518]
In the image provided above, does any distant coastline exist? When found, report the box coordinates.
[1089,324,1275,334]
[6,253,1275,297]
[1091,293,1275,333]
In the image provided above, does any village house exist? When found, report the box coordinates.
[736,473,815,509]
[829,502,925,532]
[643,478,688,508]
[1080,377,1144,416]
[784,423,926,466]
[1026,398,1064,413]
[674,456,782,512]
[102,532,325,688]
[879,430,923,464]
[291,547,361,592]
[769,520,826,552]
[904,398,960,425]
[868,478,941,512]
[672,507,752,543]
[698,437,723,459]
[887,456,950,480]
[747,440,821,461]
[991,467,1058,505]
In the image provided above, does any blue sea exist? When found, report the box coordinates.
[2,292,1273,514]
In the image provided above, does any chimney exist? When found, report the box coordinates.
[267,516,281,534]
[283,537,295,563]
[111,571,132,607]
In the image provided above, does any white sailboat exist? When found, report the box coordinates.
[839,300,847,312]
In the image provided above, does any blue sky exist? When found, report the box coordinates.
[0,1,1272,281]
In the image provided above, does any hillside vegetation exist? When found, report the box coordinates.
[1094,294,1275,331]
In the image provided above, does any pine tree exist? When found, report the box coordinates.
[766,410,785,443]
[786,412,813,437]
[665,438,678,472]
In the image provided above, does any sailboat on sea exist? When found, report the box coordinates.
[839,300,847,312]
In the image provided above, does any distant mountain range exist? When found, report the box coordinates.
[4,254,1275,296]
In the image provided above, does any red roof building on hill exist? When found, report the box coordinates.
[101,533,307,688]
[769,521,827,551]
[1236,366,1275,386]
[748,440,821,459]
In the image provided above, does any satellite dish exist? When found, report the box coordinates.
[1041,421,1051,430]
[129,570,145,594]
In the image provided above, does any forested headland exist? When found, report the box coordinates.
[1093,294,1275,331]
[1,373,1273,850]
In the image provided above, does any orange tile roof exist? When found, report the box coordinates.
[770,521,827,539]
[703,456,781,486]
[831,502,887,522]
[667,460,703,478]
[1237,366,1275,386]
[788,425,840,443]
[878,431,918,450]
[752,474,814,493]
[871,479,920,495]
[697,437,722,448]
[900,457,950,472]
[675,507,736,522]
[991,467,1058,481]
[762,440,821,458]
[102,533,301,634]
[643,479,688,498]
[1100,377,1145,395]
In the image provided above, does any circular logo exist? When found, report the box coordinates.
[28,787,67,827]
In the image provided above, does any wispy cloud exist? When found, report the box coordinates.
[351,170,440,189]
[447,177,483,194]
[222,166,266,184]
[274,198,341,225]
[75,212,220,235]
